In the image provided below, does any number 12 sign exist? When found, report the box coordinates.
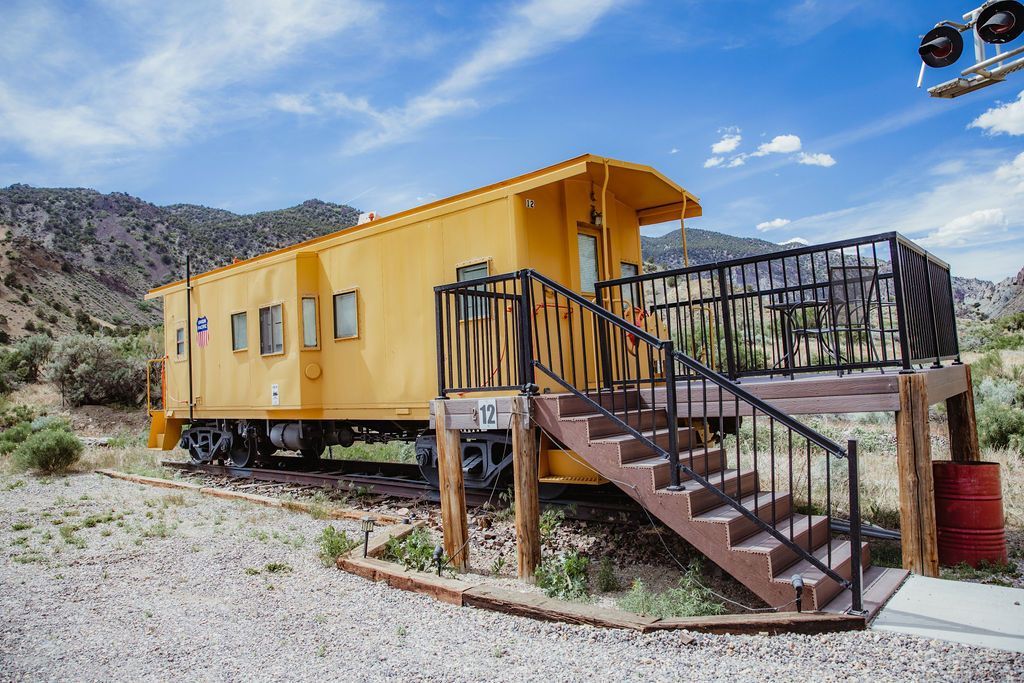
[477,398,498,429]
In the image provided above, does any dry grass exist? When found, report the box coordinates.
[723,407,1024,531]
[73,445,170,479]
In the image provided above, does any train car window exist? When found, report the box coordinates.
[620,262,639,304]
[333,291,358,339]
[578,233,599,293]
[301,297,318,348]
[259,304,284,355]
[175,327,185,358]
[231,312,247,351]
[456,262,489,320]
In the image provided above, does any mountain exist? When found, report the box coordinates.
[642,229,1024,321]
[639,228,790,270]
[954,269,1024,320]
[1,182,1019,345]
[0,185,359,340]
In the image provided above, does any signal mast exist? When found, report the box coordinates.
[918,0,1024,97]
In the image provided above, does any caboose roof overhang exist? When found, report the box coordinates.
[145,154,701,299]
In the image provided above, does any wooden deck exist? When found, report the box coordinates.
[430,364,968,428]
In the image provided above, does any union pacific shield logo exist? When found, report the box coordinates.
[196,316,209,348]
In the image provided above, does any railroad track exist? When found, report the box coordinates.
[162,459,646,524]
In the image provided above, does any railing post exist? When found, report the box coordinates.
[847,439,865,615]
[664,342,681,490]
[595,285,614,390]
[889,236,914,373]
[923,257,942,368]
[716,266,738,379]
[435,289,447,397]
[947,266,962,364]
[517,271,535,388]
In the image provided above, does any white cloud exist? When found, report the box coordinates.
[0,1,376,159]
[669,147,679,155]
[726,156,746,168]
[271,93,317,115]
[752,134,802,156]
[797,152,836,167]
[756,217,791,231]
[711,133,742,154]
[783,150,1024,279]
[704,156,723,168]
[780,237,810,245]
[969,90,1024,136]
[334,0,623,153]
[918,208,1008,248]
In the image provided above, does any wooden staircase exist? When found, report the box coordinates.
[533,390,908,615]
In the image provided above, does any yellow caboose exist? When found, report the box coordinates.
[145,154,701,487]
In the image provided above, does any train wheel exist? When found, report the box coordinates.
[417,462,440,487]
[538,483,569,501]
[188,444,209,465]
[227,446,255,468]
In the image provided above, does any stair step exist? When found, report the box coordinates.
[555,391,641,417]
[775,540,870,610]
[623,448,727,488]
[565,409,669,439]
[592,427,697,461]
[731,513,830,574]
[819,566,909,619]
[695,491,794,543]
[658,468,759,514]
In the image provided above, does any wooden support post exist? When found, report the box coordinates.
[895,374,939,577]
[434,400,469,570]
[511,395,541,582]
[946,365,981,463]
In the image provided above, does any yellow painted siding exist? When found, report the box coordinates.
[153,158,697,424]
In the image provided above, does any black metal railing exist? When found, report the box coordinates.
[435,269,864,612]
[596,232,958,380]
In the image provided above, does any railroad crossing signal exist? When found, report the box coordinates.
[917,1,1024,98]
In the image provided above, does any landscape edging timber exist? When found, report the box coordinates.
[336,524,866,636]
[95,469,402,524]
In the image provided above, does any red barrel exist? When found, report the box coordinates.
[933,461,1008,567]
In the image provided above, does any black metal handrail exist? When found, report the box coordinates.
[596,231,958,380]
[435,269,864,611]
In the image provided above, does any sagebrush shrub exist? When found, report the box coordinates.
[977,401,1024,452]
[45,335,146,407]
[536,551,589,600]
[383,527,445,572]
[318,525,358,566]
[0,421,33,455]
[13,429,83,473]
[617,564,725,618]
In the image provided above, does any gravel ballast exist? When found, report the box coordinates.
[1,473,1022,682]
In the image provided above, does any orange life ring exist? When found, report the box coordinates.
[625,306,649,355]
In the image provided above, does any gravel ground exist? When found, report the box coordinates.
[1,473,1023,683]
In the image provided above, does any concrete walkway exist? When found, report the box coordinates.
[872,575,1024,653]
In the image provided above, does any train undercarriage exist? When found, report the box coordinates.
[179,419,520,493]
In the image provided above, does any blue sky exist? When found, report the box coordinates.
[1,1,1023,280]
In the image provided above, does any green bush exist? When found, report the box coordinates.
[617,564,725,618]
[383,527,447,573]
[0,421,33,455]
[12,429,83,473]
[596,556,621,592]
[45,335,147,407]
[318,525,358,567]
[977,401,1024,452]
[0,403,35,431]
[536,551,589,600]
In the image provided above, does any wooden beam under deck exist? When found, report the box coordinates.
[428,366,969,423]
[645,365,967,416]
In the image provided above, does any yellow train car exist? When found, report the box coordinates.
[145,154,701,487]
